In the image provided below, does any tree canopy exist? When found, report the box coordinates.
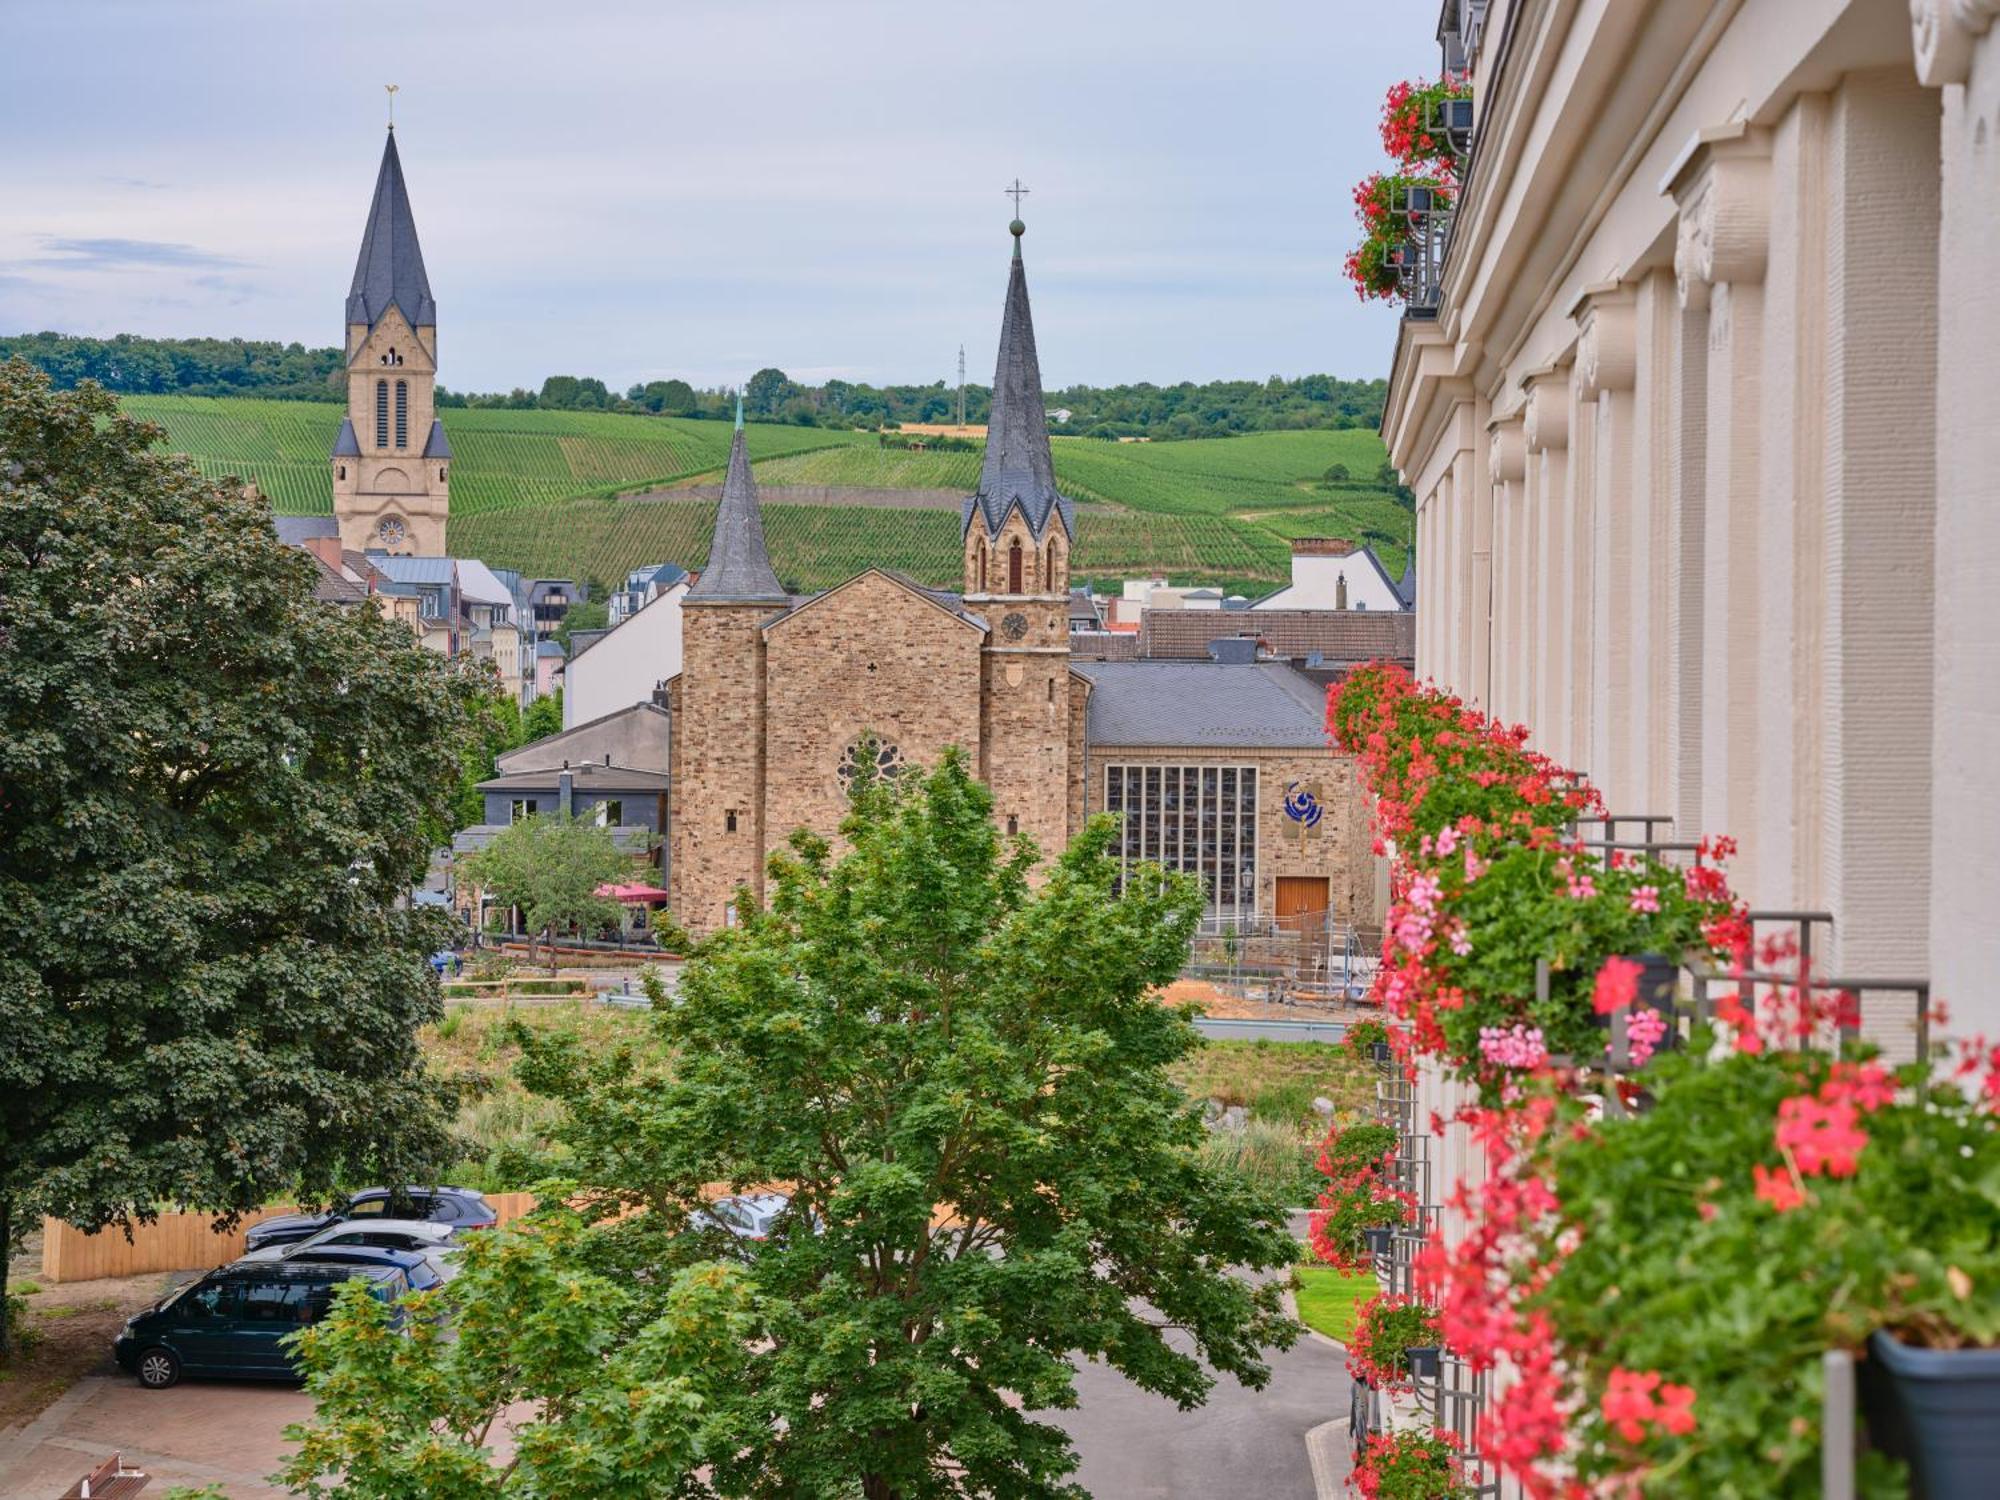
[460,812,635,968]
[0,361,483,1351]
[384,751,1298,1498]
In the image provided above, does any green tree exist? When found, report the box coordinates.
[522,687,563,743]
[0,362,481,1354]
[478,752,1300,1496]
[744,366,790,416]
[281,1209,756,1499]
[460,812,635,970]
[451,690,525,833]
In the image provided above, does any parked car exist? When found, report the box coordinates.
[243,1186,496,1252]
[690,1191,799,1246]
[113,1261,408,1389]
[236,1217,459,1276]
[285,1244,447,1293]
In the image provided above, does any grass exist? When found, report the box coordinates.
[1293,1264,1375,1343]
[1170,1039,1375,1123]
[123,393,1412,592]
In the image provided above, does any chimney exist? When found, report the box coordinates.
[557,770,574,819]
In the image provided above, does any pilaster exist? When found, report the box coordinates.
[1574,283,1639,810]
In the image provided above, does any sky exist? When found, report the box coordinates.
[0,1,1438,395]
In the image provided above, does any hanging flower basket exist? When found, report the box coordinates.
[1381,75,1474,173]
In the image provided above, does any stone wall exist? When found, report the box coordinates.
[761,571,984,865]
[670,602,771,932]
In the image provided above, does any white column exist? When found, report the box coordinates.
[1566,375,1597,778]
[1668,267,1710,840]
[1489,416,1527,724]
[1524,371,1571,759]
[1575,285,1639,809]
[1669,126,1772,897]
[1915,1,2000,1032]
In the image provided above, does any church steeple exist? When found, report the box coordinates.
[963,216,1072,546]
[688,396,787,603]
[347,129,436,331]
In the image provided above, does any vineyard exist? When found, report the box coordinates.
[126,394,1411,593]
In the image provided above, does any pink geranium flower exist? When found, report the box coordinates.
[1629,885,1661,914]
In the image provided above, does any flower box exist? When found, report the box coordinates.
[1861,1330,2000,1497]
[1404,1344,1441,1380]
[1362,1225,1395,1255]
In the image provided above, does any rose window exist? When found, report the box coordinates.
[836,737,905,794]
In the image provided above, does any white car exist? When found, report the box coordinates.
[690,1192,795,1244]
[235,1217,462,1278]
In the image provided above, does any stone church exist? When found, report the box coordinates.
[329,128,451,557]
[667,218,1380,940]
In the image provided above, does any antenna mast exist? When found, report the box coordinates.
[957,344,966,429]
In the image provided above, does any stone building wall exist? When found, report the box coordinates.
[669,602,771,932]
[761,571,984,864]
[333,303,447,556]
[1081,745,1379,929]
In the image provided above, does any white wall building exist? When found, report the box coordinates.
[1252,537,1407,612]
[562,578,688,730]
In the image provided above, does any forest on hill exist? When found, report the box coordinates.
[3,331,1386,440]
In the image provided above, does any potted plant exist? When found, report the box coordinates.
[1380,75,1475,174]
[1353,1428,1469,1499]
[1307,1121,1413,1269]
[1348,1293,1443,1390]
[1862,1330,2000,1497]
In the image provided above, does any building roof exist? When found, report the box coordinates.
[1138,608,1417,663]
[455,559,516,609]
[1073,661,1333,748]
[1069,630,1140,661]
[498,701,672,775]
[477,761,673,793]
[368,554,454,585]
[306,549,370,605]
[1067,587,1101,623]
[1254,541,1408,611]
[962,221,1076,544]
[534,640,567,658]
[346,129,436,330]
[331,418,361,458]
[1397,553,1417,607]
[273,514,340,546]
[422,419,452,459]
[686,400,788,603]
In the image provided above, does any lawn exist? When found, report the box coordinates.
[1292,1264,1375,1344]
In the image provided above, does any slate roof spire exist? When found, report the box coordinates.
[963,217,1073,542]
[346,128,436,329]
[687,395,787,603]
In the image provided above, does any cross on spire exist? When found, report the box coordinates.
[385,83,399,130]
[1005,178,1030,215]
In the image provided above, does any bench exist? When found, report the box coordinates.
[59,1453,148,1499]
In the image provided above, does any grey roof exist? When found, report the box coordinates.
[1397,553,1417,608]
[306,550,369,605]
[962,223,1075,544]
[422,419,452,459]
[369,554,455,585]
[535,640,567,658]
[1073,661,1333,749]
[273,514,340,545]
[1067,587,1101,623]
[686,417,787,603]
[477,762,673,793]
[346,130,436,330]
[331,418,361,458]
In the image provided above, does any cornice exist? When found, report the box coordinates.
[1912,0,2000,87]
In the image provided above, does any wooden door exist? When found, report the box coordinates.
[1275,876,1329,931]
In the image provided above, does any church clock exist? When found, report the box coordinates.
[377,515,407,548]
[1000,611,1029,641]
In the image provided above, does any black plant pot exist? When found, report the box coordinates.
[1406,186,1434,214]
[1361,1226,1394,1256]
[1860,1330,2000,1497]
[1404,1344,1441,1380]
[1369,1041,1393,1063]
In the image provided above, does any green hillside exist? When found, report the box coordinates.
[123,395,1408,594]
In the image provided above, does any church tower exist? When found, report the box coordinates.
[671,397,790,931]
[962,216,1074,858]
[331,127,449,557]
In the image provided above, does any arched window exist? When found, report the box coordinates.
[375,380,389,448]
[1045,540,1057,590]
[977,542,987,591]
[1009,540,1023,594]
[337,465,346,481]
[439,467,447,481]
[394,380,409,449]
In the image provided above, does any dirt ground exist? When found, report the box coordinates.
[1154,977,1376,1023]
[2,1229,194,1432]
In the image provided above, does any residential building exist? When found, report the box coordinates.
[611,562,690,626]
[368,555,524,701]
[563,574,688,730]
[1251,537,1407,612]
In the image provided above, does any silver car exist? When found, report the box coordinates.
[690,1192,795,1244]
[236,1217,461,1279]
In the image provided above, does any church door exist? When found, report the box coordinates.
[1274,875,1329,933]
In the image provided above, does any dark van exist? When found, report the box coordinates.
[112,1260,408,1389]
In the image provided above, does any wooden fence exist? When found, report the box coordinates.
[40,1191,539,1283]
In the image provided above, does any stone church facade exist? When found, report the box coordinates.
[330,129,451,557]
[667,221,1380,939]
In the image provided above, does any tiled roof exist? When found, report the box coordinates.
[478,762,673,793]
[273,515,339,546]
[687,405,787,603]
[1073,661,1333,749]
[306,550,369,605]
[1138,608,1416,663]
[1069,630,1139,661]
[422,419,452,458]
[331,419,361,458]
[346,130,436,329]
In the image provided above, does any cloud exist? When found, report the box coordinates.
[22,236,246,271]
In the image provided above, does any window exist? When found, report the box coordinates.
[395,380,409,448]
[375,379,389,448]
[1009,540,1023,593]
[337,465,346,481]
[179,1281,235,1319]
[511,799,536,822]
[1104,763,1258,924]
[421,589,442,620]
[977,541,987,591]
[595,799,623,827]
[725,809,738,833]
[1006,814,1019,836]
[836,738,905,794]
[240,1279,313,1324]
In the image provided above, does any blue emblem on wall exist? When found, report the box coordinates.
[1283,782,1323,829]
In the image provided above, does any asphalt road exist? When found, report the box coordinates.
[1049,1220,1349,1500]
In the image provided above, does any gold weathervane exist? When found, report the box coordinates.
[386,83,399,130]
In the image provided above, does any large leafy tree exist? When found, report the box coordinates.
[438,751,1299,1497]
[459,812,635,969]
[0,363,483,1352]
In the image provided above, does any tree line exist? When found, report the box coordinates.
[2,331,1387,440]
